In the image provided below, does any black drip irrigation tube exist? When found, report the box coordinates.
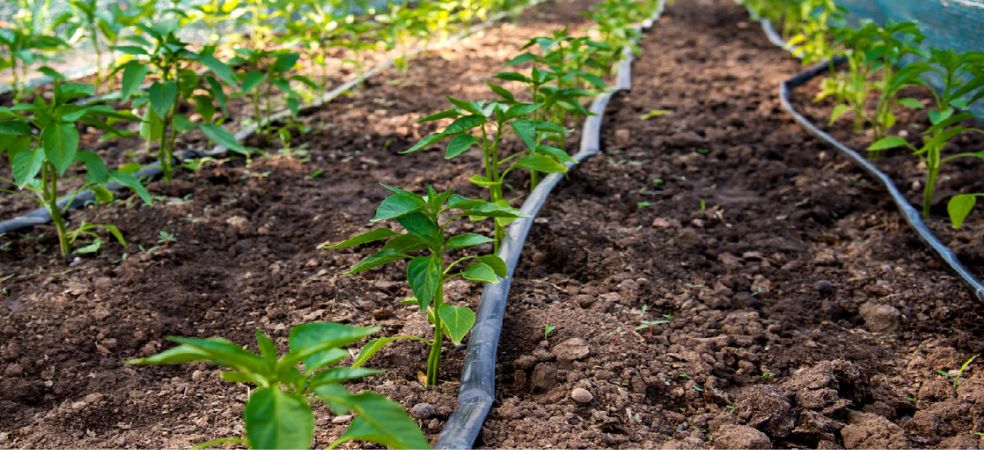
[0,1,543,236]
[760,20,984,302]
[434,2,665,448]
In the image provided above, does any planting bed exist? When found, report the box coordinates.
[1,0,983,449]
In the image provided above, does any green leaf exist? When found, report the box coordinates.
[126,343,210,365]
[445,134,479,159]
[897,97,923,109]
[460,261,499,283]
[443,115,486,134]
[148,81,177,118]
[372,192,425,222]
[477,254,507,277]
[382,234,427,253]
[241,71,266,93]
[198,53,237,86]
[313,383,353,416]
[109,171,152,204]
[287,322,377,371]
[539,145,575,165]
[418,109,459,123]
[640,109,671,120]
[829,104,852,124]
[438,304,476,345]
[407,255,441,310]
[511,119,536,150]
[200,123,248,155]
[446,233,493,249]
[948,194,977,229]
[465,202,525,219]
[120,61,147,100]
[396,212,441,249]
[244,388,314,450]
[112,45,148,55]
[349,249,410,274]
[309,367,383,388]
[43,122,80,175]
[0,120,31,135]
[167,337,267,373]
[322,228,400,250]
[868,135,909,152]
[330,392,430,450]
[352,337,401,368]
[402,132,445,154]
[928,107,953,125]
[514,154,567,173]
[11,149,44,188]
[75,151,109,184]
[488,83,515,102]
[447,97,484,116]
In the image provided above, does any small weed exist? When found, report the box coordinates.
[937,354,979,390]
[544,323,556,340]
[639,109,670,120]
[637,201,653,209]
[762,369,775,380]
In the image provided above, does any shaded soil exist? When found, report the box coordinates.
[2,0,984,448]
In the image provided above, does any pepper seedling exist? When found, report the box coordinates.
[868,49,984,218]
[403,95,570,249]
[112,20,242,180]
[323,185,523,386]
[0,74,151,256]
[230,48,317,144]
[0,6,67,101]
[128,322,429,450]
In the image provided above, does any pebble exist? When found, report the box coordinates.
[815,279,835,297]
[410,403,436,420]
[552,338,591,361]
[331,415,352,424]
[571,388,593,404]
[531,363,557,391]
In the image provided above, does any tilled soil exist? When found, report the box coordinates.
[480,0,984,448]
[2,0,984,448]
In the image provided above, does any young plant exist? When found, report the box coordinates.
[403,95,570,248]
[113,20,241,180]
[948,193,984,229]
[0,76,151,255]
[0,5,67,101]
[230,48,316,143]
[128,322,430,450]
[323,185,523,386]
[868,49,984,218]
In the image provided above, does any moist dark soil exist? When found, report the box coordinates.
[2,0,984,448]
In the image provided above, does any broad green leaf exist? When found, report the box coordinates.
[383,233,427,253]
[352,336,402,368]
[198,54,237,86]
[75,151,109,184]
[438,304,476,345]
[488,83,515,102]
[465,202,525,219]
[540,145,575,165]
[948,194,977,229]
[349,249,409,274]
[313,383,353,415]
[372,192,424,221]
[928,107,953,125]
[120,61,147,100]
[397,212,442,249]
[167,336,267,373]
[43,122,80,175]
[109,171,152,204]
[11,149,44,188]
[111,45,148,55]
[256,330,278,365]
[148,81,178,118]
[330,392,430,450]
[446,134,479,159]
[447,97,484,116]
[418,109,459,123]
[443,115,485,134]
[241,71,266,93]
[287,322,376,371]
[511,119,536,150]
[460,262,499,283]
[446,233,493,249]
[868,136,909,152]
[244,388,314,450]
[829,104,852,125]
[496,70,532,82]
[897,97,923,109]
[478,254,507,277]
[503,103,539,121]
[200,123,248,155]
[273,52,300,72]
[407,255,441,310]
[322,228,399,250]
[402,132,445,154]
[309,367,383,388]
[0,120,30,135]
[514,154,567,173]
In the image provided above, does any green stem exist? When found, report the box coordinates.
[43,162,69,256]
[425,281,444,386]
[159,112,172,181]
[923,161,939,219]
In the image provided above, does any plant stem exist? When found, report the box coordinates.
[159,110,172,180]
[425,281,444,386]
[42,162,69,255]
[923,155,939,218]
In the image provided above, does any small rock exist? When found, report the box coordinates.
[331,415,352,424]
[531,363,557,391]
[410,403,436,420]
[191,370,205,382]
[858,302,902,333]
[4,363,23,377]
[226,216,252,236]
[713,424,771,449]
[552,338,590,361]
[571,388,593,404]
[814,280,835,297]
[615,128,631,144]
[513,354,537,370]
[83,392,104,403]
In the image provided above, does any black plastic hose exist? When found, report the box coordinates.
[434,3,664,448]
[780,62,984,302]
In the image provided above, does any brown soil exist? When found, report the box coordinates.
[2,0,984,448]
